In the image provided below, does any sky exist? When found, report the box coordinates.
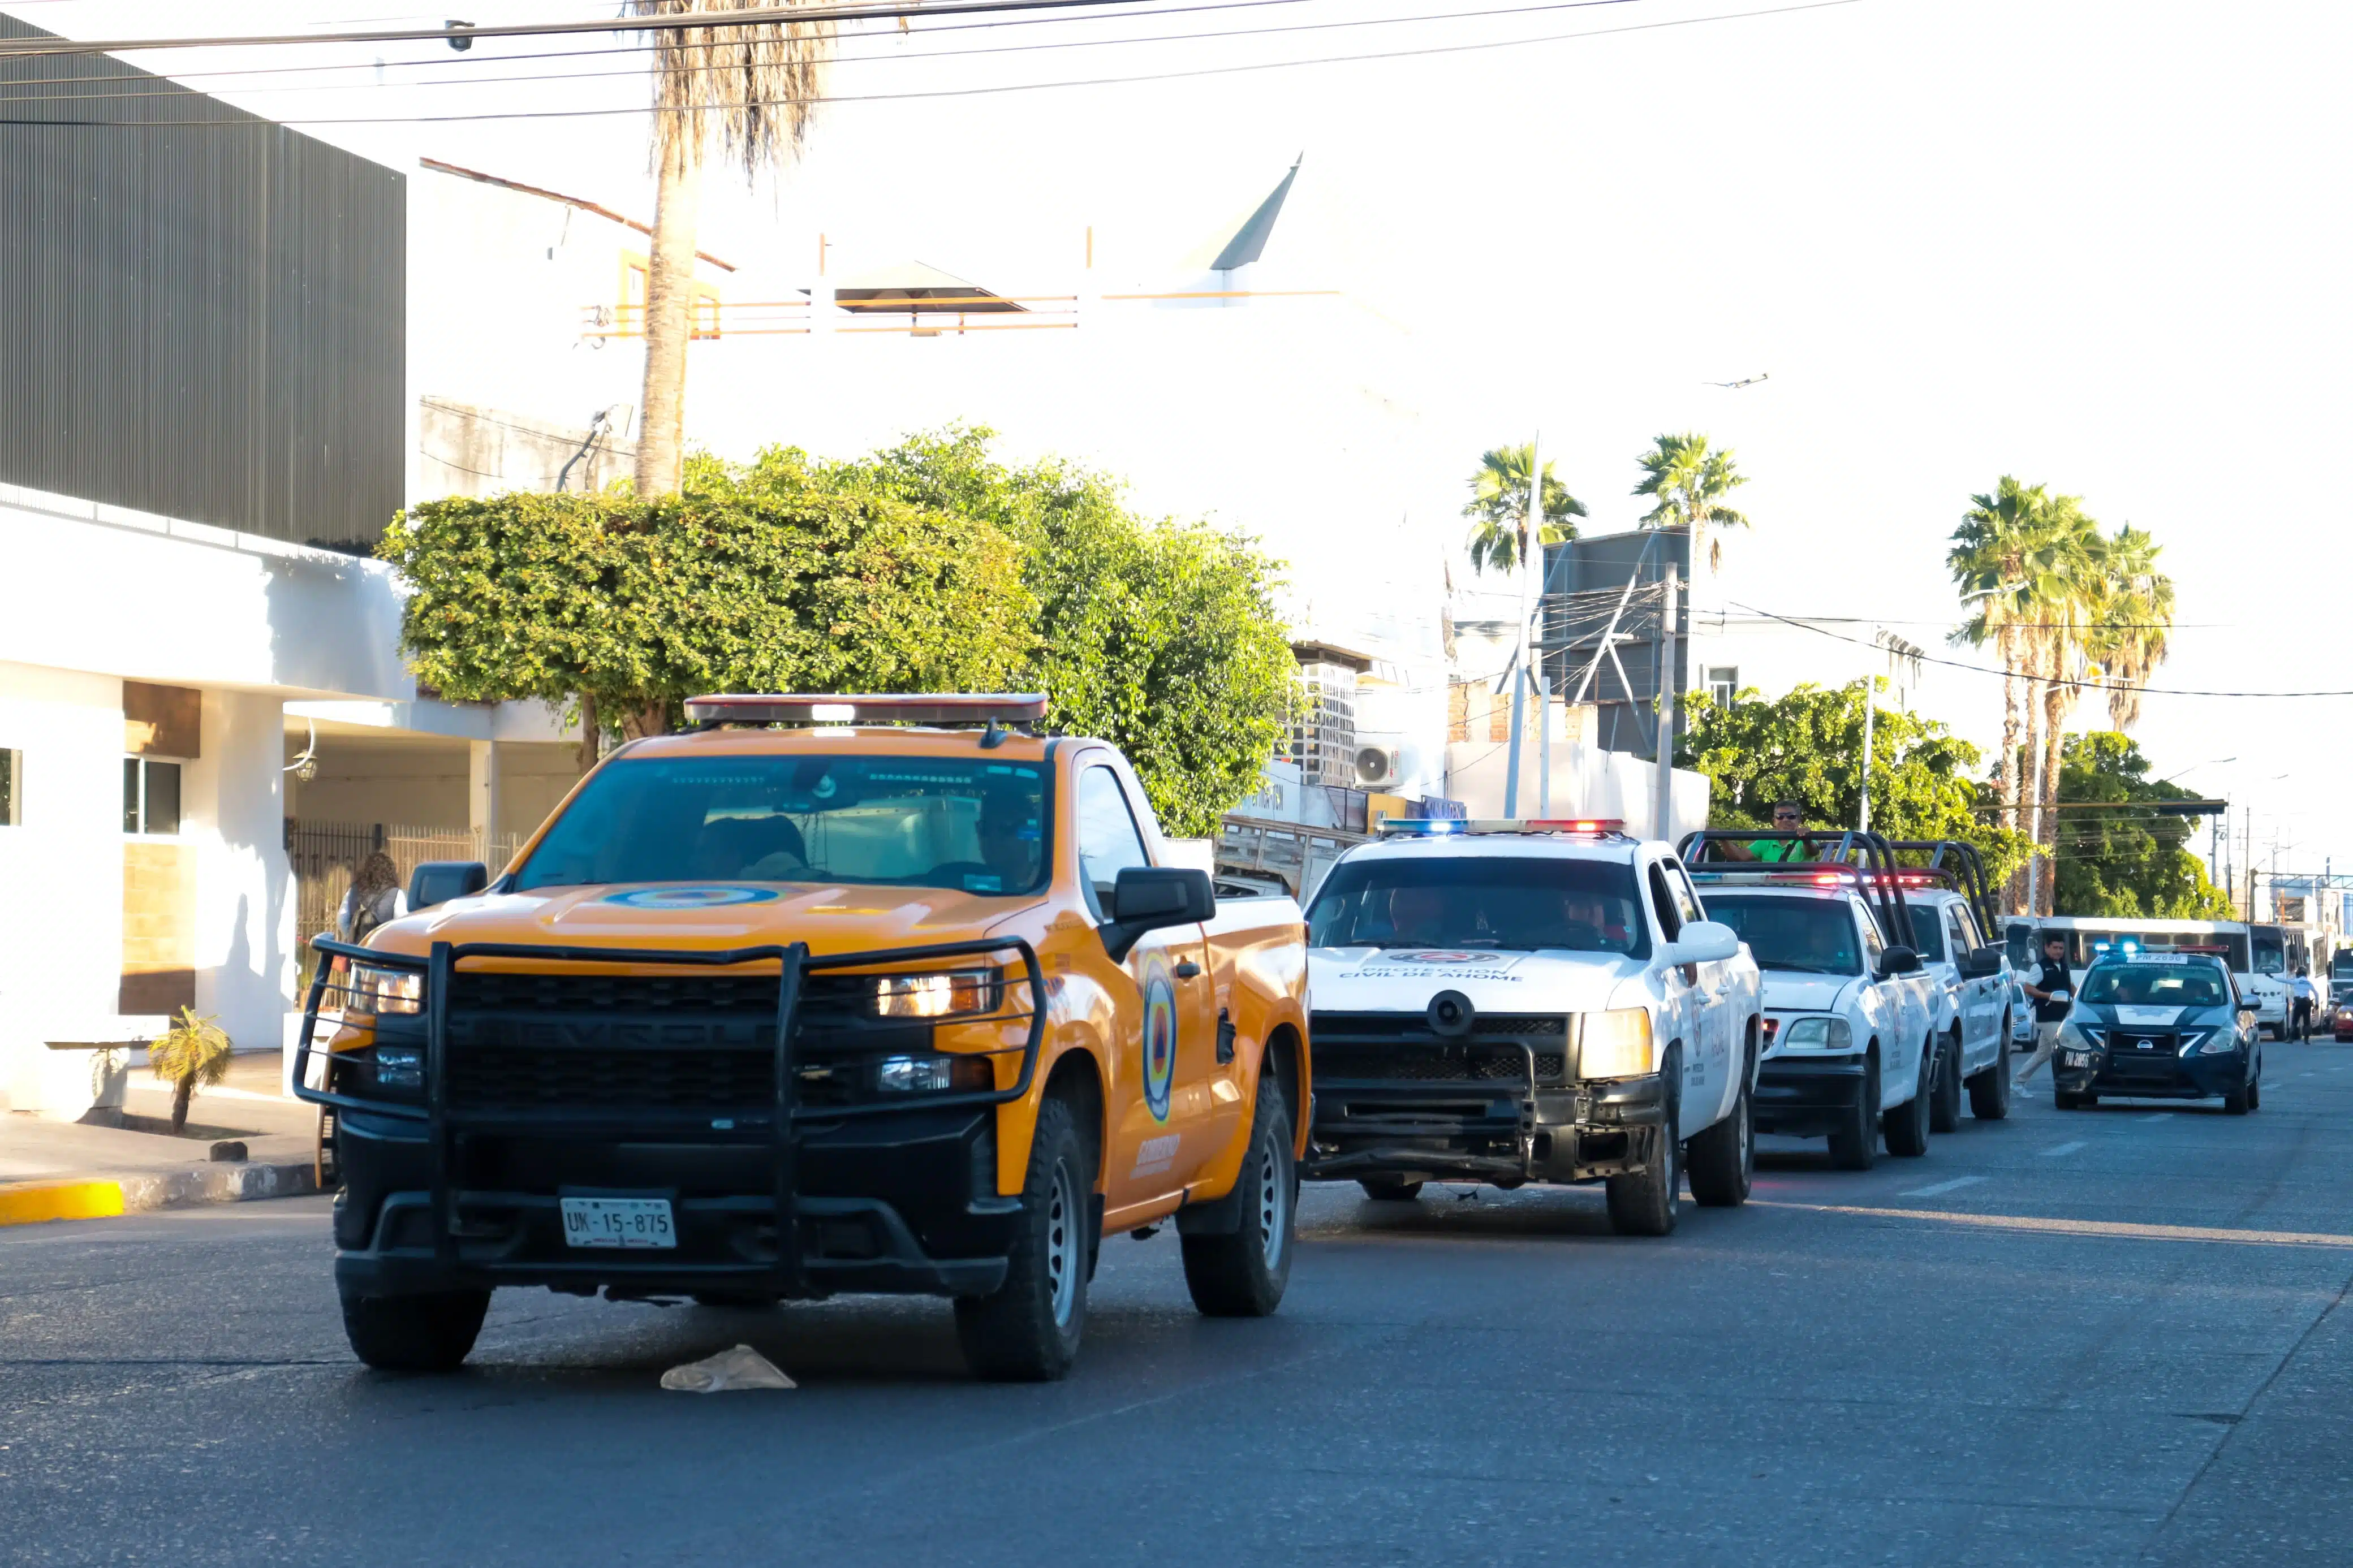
[11,0,2351,879]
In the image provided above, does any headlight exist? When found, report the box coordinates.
[1577,1008,1654,1079]
[2192,1029,2240,1056]
[2058,1022,2104,1049]
[1780,1016,1853,1051]
[874,1054,994,1094]
[873,969,1000,1019]
[348,962,423,1016]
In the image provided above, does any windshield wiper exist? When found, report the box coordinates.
[1764,961,1854,975]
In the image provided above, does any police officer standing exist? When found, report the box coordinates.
[2012,931,2075,1096]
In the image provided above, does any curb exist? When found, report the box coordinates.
[0,1162,319,1229]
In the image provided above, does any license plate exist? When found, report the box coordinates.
[560,1197,676,1250]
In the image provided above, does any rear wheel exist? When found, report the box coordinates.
[1686,1079,1753,1207]
[340,1288,490,1372]
[1883,1038,1934,1157]
[1828,1051,1881,1170]
[1358,1178,1423,1202]
[1605,1049,1680,1236]
[1928,1030,1964,1133]
[955,1094,1092,1381]
[1968,1030,2013,1121]
[1182,1076,1296,1318]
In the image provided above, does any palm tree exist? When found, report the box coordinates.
[1462,443,1586,576]
[1949,476,2045,848]
[2085,525,2174,731]
[2028,503,2104,913]
[631,0,833,500]
[1632,433,1748,573]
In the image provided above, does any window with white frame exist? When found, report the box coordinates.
[122,757,183,835]
[1706,666,1740,707]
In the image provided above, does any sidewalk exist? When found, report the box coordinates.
[0,1052,319,1225]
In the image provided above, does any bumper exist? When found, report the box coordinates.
[331,1104,1016,1299]
[1302,1073,1669,1186]
[1755,1053,1868,1138]
[2053,1050,2249,1102]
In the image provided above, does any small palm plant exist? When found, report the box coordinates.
[149,1007,233,1134]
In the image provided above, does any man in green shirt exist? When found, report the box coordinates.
[1721,801,1814,862]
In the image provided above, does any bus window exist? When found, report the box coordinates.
[2252,930,2286,975]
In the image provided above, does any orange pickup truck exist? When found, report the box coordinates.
[296,694,1309,1381]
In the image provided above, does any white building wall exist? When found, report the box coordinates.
[189,689,296,1060]
[1445,740,1712,844]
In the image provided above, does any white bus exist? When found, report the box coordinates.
[2004,915,2289,1036]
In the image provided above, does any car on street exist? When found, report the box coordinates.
[1684,831,1941,1170]
[296,693,1311,1381]
[2050,950,2261,1112]
[1302,818,1762,1236]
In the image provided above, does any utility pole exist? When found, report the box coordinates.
[1537,672,1553,817]
[1502,432,1539,819]
[1652,563,1679,842]
[1857,627,1876,833]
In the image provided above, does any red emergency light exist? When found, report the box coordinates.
[683,692,1049,727]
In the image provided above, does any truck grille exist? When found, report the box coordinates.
[1311,1011,1567,1085]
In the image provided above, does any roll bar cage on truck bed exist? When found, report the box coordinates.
[1676,829,1915,951]
[1880,839,2003,947]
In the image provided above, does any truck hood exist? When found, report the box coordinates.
[1308,947,1644,1016]
[1759,973,1855,1013]
[360,882,1039,963]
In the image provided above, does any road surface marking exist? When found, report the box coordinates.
[2138,1113,2173,1122]
[2040,1141,2087,1157]
[2261,1081,2281,1089]
[1902,1175,1986,1198]
[1754,1202,2353,1249]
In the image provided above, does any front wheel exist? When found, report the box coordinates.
[1182,1075,1296,1317]
[1928,1032,1964,1133]
[1883,1039,1934,1157]
[341,1287,490,1372]
[1968,1030,2012,1121]
[955,1094,1093,1381]
[1686,1079,1753,1208]
[1605,1052,1681,1236]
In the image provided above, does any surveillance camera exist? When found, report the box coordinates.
[446,19,474,51]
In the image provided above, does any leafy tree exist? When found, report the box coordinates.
[1634,433,1748,573]
[380,464,1032,758]
[1677,681,2031,885]
[2051,731,2232,918]
[1461,443,1585,576]
[818,427,1297,837]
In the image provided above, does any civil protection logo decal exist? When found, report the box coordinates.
[1140,952,1179,1124]
[602,887,782,909]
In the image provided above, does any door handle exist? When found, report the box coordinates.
[1174,960,1202,980]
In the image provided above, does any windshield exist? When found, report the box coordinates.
[2081,962,2229,1008]
[1305,855,1649,957]
[1903,900,1947,962]
[1705,895,1863,975]
[512,754,1050,896]
[2252,932,2286,974]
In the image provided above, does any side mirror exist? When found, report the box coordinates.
[1962,945,2007,978]
[408,861,488,913]
[1878,945,1923,977]
[1659,919,1741,967]
[1101,866,1216,963]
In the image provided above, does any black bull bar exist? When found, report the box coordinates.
[293,933,1047,1295]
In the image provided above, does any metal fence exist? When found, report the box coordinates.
[286,820,524,982]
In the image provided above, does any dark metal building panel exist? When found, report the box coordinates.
[0,16,403,547]
[1537,526,1691,757]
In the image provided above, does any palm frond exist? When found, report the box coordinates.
[632,0,834,175]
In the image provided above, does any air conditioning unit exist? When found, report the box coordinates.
[1353,738,1419,791]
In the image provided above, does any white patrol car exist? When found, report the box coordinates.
[1302,818,1764,1237]
[1683,832,1941,1171]
[1884,841,2018,1129]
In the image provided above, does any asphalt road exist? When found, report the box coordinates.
[7,1041,2352,1567]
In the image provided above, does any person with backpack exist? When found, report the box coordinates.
[338,852,406,945]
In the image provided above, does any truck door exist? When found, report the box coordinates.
[1644,859,1705,1136]
[1665,858,1734,1126]
[1947,903,1992,1067]
[1855,899,1912,1105]
[1075,763,1217,1211]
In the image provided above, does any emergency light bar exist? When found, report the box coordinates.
[1686,868,1864,887]
[684,693,1049,727]
[1377,817,1629,838]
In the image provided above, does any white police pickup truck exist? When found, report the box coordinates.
[1885,840,2018,1128]
[1683,831,1941,1171]
[1302,819,1763,1237]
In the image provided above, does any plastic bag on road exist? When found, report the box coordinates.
[661,1344,796,1393]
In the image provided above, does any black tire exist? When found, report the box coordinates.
[1358,1178,1423,1202]
[1829,1050,1881,1170]
[340,1287,490,1372]
[2054,1090,2080,1111]
[1686,1079,1753,1207]
[2247,1074,2262,1111]
[1929,1031,1964,1134]
[1182,1076,1296,1318]
[955,1093,1093,1381]
[2223,1078,2251,1116]
[1883,1038,1934,1157]
[1968,1029,2012,1121]
[1606,1049,1680,1236]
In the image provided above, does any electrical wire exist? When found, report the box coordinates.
[0,0,1652,105]
[0,0,1871,126]
[1729,601,2353,700]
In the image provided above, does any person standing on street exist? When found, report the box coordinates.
[2289,967,2318,1041]
[2013,932,2075,1095]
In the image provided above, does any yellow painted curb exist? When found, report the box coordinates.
[0,1180,128,1227]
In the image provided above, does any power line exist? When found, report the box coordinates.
[1729,601,2353,700]
[0,0,1871,126]
[0,0,1652,106]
